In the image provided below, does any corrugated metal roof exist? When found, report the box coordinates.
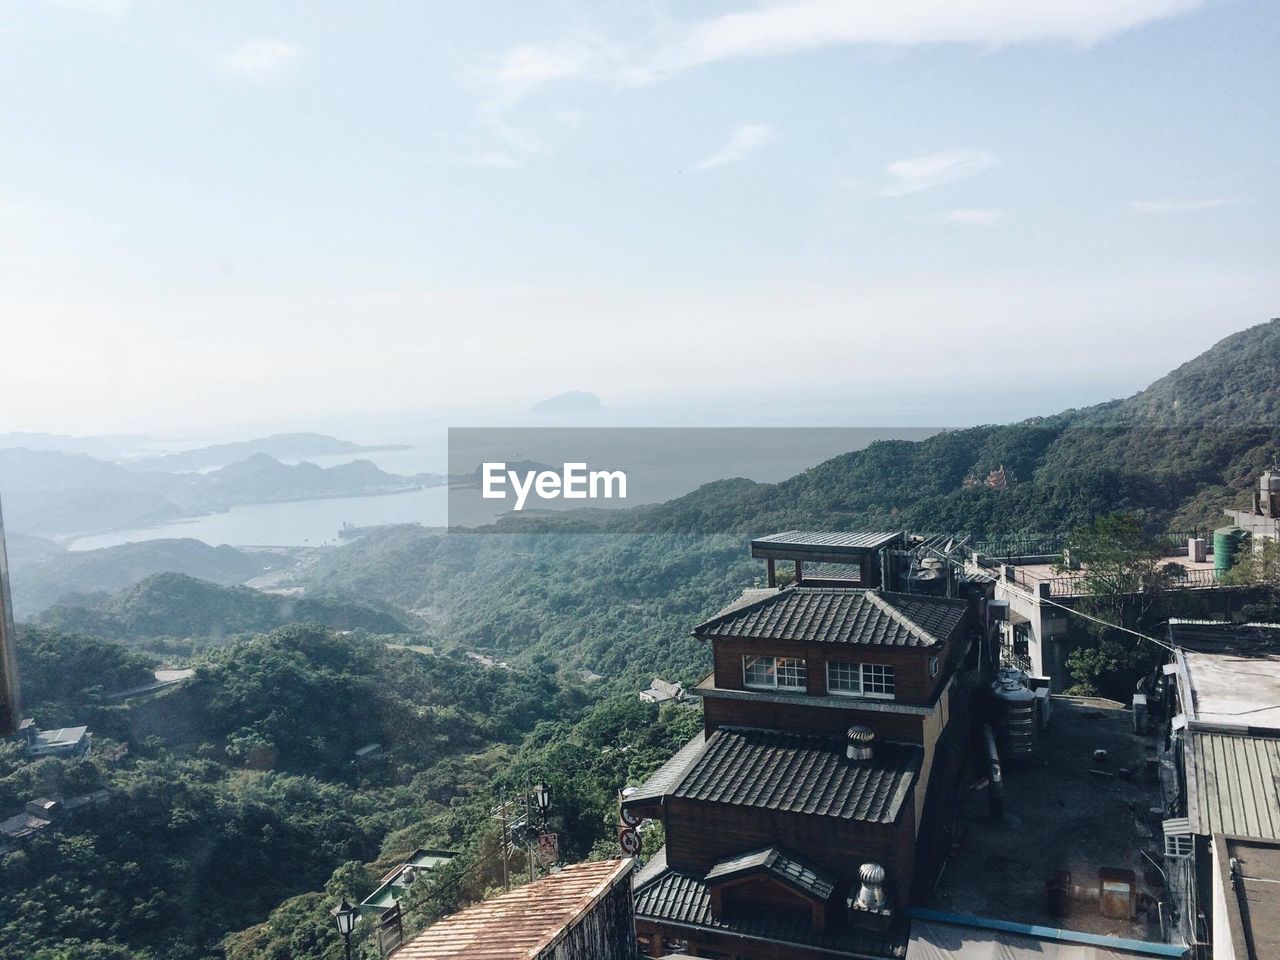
[672,726,921,823]
[634,855,904,959]
[1186,731,1280,839]
[753,531,904,550]
[693,587,966,648]
[395,859,632,960]
[705,846,836,902]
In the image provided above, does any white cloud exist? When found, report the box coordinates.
[936,208,1002,226]
[695,124,777,171]
[879,149,998,196]
[220,39,301,83]
[485,1,1202,97]
[42,0,133,17]
[664,0,1202,73]
[1131,197,1242,214]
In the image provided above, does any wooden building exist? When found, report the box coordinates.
[624,532,976,960]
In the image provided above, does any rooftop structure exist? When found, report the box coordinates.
[906,913,1185,960]
[694,588,968,649]
[639,678,685,705]
[930,697,1165,943]
[1210,835,1280,960]
[17,720,91,759]
[361,848,458,911]
[669,726,921,824]
[394,858,635,960]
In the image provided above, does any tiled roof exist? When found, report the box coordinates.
[624,732,706,808]
[395,859,632,960]
[1186,731,1280,839]
[705,846,836,902]
[634,852,904,959]
[693,587,965,648]
[672,726,921,823]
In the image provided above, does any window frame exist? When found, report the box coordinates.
[826,661,896,700]
[742,654,807,692]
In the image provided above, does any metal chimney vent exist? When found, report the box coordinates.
[846,725,875,761]
[853,863,888,912]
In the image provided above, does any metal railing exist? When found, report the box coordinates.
[974,529,1210,562]
[1005,564,1226,598]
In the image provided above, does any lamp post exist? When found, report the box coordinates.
[533,781,551,821]
[331,898,359,960]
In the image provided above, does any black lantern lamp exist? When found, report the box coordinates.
[331,898,359,960]
[533,781,551,819]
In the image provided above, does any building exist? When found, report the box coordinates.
[361,849,458,912]
[1209,835,1279,960]
[1224,469,1280,545]
[640,678,686,705]
[16,718,92,758]
[1150,619,1280,957]
[625,532,978,959]
[966,533,1238,691]
[393,858,636,960]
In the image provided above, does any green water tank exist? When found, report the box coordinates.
[1213,526,1250,578]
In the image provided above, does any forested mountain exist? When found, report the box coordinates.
[0,625,597,959]
[37,573,412,644]
[128,432,408,473]
[0,449,429,539]
[7,537,288,619]
[302,320,1280,690]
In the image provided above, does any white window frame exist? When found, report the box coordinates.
[743,655,806,692]
[1164,833,1193,859]
[826,661,896,700]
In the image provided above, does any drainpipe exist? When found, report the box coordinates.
[983,725,1003,821]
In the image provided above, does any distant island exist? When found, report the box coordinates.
[530,391,602,414]
[129,432,411,472]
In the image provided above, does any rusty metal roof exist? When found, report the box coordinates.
[1186,731,1280,839]
[693,587,965,648]
[671,726,921,823]
[394,859,632,960]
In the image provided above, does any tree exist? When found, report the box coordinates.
[1061,514,1173,698]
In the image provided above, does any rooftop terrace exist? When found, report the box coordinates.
[929,698,1166,944]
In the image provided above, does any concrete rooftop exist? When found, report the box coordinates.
[929,698,1165,943]
[1181,648,1280,730]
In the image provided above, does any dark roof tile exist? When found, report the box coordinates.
[693,587,966,648]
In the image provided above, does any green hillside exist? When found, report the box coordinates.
[37,572,412,643]
[304,319,1280,689]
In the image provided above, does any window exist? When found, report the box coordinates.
[862,663,895,697]
[743,655,806,691]
[929,656,940,678]
[827,661,861,694]
[827,662,895,699]
[1164,833,1193,858]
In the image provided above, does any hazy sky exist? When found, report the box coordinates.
[1,0,1276,437]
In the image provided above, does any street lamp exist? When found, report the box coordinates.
[533,781,551,819]
[331,898,359,960]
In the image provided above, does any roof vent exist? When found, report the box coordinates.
[853,862,889,913]
[846,725,875,761]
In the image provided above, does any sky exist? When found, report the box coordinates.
[0,0,1276,438]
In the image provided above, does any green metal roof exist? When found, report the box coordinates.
[1186,731,1280,839]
